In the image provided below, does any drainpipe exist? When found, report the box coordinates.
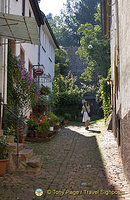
[3,0,9,105]
[37,26,41,89]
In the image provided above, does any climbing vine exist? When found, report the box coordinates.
[98,69,112,121]
[7,41,39,116]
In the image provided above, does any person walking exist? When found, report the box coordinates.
[81,101,90,130]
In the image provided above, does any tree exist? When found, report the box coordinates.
[46,13,53,20]
[52,72,84,119]
[76,7,111,120]
[55,47,70,76]
[49,0,100,47]
[76,22,110,80]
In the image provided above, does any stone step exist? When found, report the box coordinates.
[12,148,33,161]
[8,143,24,152]
[26,155,42,168]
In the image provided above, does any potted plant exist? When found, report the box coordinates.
[31,99,46,116]
[19,132,26,143]
[47,112,59,130]
[5,126,15,143]
[26,115,37,137]
[40,85,51,95]
[37,117,50,138]
[0,136,9,176]
[63,113,71,124]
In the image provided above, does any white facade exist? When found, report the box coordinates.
[40,23,55,89]
[8,0,57,89]
[0,0,58,130]
[110,0,130,119]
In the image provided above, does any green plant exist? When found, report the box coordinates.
[52,72,84,119]
[31,98,46,115]
[26,115,37,129]
[37,119,50,133]
[98,69,112,121]
[0,136,9,159]
[64,113,71,120]
[7,43,39,117]
[40,85,51,95]
[5,127,16,136]
[47,112,59,126]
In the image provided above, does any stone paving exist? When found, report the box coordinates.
[0,120,129,200]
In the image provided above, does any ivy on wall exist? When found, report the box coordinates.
[98,68,112,121]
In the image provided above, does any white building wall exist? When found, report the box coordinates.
[10,0,38,71]
[110,0,130,119]
[9,0,56,89]
[40,24,55,89]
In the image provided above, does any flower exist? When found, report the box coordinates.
[42,116,47,120]
[29,115,34,118]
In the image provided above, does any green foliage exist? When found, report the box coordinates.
[0,136,9,159]
[49,0,100,46]
[52,72,84,119]
[40,85,51,95]
[98,69,112,121]
[37,119,50,133]
[76,22,110,81]
[7,42,39,116]
[55,47,70,76]
[76,8,111,120]
[47,112,59,122]
[31,98,47,116]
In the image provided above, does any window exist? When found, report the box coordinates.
[29,9,31,17]
[28,60,32,77]
[22,0,25,16]
[11,41,16,55]
[20,45,25,65]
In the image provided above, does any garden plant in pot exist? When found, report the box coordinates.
[37,117,50,138]
[0,136,9,176]
[5,126,15,143]
[47,112,59,131]
[27,115,37,137]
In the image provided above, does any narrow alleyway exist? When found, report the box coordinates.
[0,120,129,200]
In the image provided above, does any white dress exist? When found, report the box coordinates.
[82,106,90,122]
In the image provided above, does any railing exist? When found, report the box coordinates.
[0,96,26,168]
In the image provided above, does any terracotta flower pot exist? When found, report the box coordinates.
[63,120,69,124]
[56,122,60,126]
[0,159,8,176]
[20,134,26,143]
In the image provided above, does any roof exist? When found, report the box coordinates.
[0,12,40,45]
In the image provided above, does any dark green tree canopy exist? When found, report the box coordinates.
[49,0,100,47]
[55,47,70,76]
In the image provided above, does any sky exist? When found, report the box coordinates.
[39,0,67,17]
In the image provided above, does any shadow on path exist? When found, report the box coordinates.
[0,123,126,200]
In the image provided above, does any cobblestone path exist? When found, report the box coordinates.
[0,120,129,200]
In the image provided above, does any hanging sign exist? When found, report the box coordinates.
[34,69,44,76]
